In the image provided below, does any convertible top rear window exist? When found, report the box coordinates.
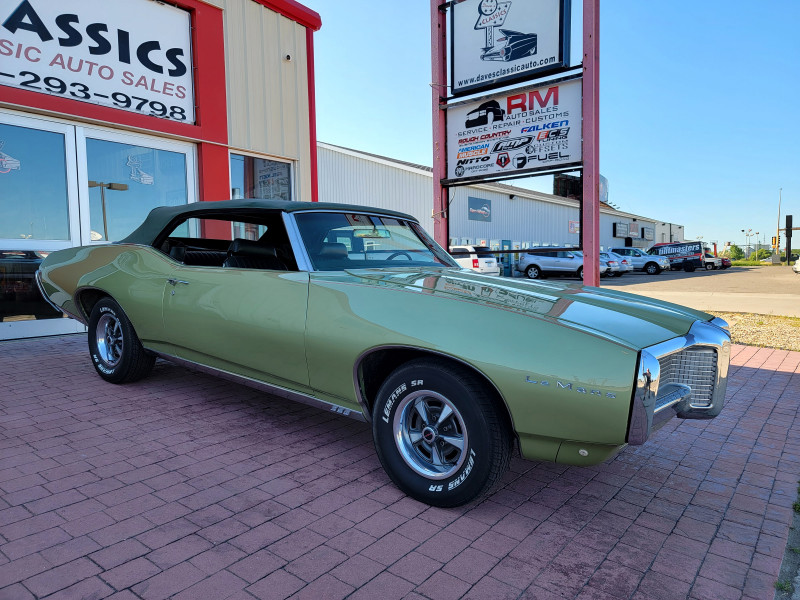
[295,212,457,271]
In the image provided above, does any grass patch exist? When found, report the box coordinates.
[776,580,794,593]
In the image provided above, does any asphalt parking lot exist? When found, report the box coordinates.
[597,266,800,317]
[1,335,799,599]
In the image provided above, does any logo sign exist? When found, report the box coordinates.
[568,220,579,234]
[0,140,21,173]
[451,0,571,96]
[446,77,581,184]
[468,197,491,222]
[0,0,195,123]
[628,223,640,237]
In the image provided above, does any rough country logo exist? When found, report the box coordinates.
[474,0,537,63]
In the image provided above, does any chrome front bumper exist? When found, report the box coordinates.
[627,318,731,445]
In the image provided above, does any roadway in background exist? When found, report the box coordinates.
[598,266,800,318]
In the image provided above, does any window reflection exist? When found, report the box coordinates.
[0,124,70,241]
[87,139,187,241]
[230,154,292,202]
[0,250,62,322]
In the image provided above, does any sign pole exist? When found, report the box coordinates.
[581,0,600,286]
[431,0,449,248]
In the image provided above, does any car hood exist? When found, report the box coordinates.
[335,267,715,350]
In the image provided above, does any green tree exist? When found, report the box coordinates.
[728,244,744,260]
[753,248,771,260]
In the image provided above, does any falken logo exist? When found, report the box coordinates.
[526,376,616,398]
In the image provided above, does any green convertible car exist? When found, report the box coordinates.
[37,200,731,507]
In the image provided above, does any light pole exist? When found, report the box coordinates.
[88,181,129,241]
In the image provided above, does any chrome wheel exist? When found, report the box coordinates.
[96,313,123,367]
[393,391,468,480]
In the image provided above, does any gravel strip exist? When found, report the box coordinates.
[710,312,800,352]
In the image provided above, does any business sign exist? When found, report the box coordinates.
[642,227,654,242]
[451,0,570,96]
[446,77,581,184]
[628,222,640,238]
[568,220,579,234]
[468,197,492,221]
[0,0,195,123]
[613,222,629,238]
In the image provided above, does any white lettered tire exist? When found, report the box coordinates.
[372,358,512,507]
[88,298,155,384]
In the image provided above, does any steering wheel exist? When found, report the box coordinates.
[387,251,413,261]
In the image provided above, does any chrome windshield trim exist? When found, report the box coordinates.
[282,212,314,272]
[151,351,366,423]
[627,320,731,445]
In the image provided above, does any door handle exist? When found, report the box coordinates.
[167,278,190,286]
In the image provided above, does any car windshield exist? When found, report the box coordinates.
[295,212,457,270]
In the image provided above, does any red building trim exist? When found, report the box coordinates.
[252,0,322,31]
[306,29,319,202]
[0,0,228,147]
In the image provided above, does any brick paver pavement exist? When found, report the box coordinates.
[1,335,798,600]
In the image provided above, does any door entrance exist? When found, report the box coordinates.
[0,110,196,340]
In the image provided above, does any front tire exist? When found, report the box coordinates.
[705,263,714,271]
[644,262,661,275]
[88,298,155,384]
[372,359,512,507]
[576,266,583,279]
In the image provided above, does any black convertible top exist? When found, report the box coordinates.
[119,199,417,245]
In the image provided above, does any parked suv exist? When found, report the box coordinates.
[703,253,723,271]
[609,247,670,275]
[517,249,583,279]
[449,245,501,276]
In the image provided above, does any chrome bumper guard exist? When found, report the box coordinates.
[627,318,731,445]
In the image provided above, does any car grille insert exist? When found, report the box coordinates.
[656,347,717,410]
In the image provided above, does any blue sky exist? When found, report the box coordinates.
[303,0,799,249]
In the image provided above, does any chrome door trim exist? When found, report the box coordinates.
[150,351,366,422]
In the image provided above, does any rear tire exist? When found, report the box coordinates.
[576,266,583,280]
[88,298,155,384]
[525,265,542,279]
[684,261,696,272]
[705,263,714,271]
[371,359,512,507]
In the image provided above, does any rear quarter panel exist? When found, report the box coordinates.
[40,245,175,345]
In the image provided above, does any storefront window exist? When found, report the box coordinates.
[230,154,292,202]
[0,250,63,322]
[86,139,188,241]
[0,124,70,241]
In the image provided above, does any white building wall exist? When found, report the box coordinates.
[318,143,677,253]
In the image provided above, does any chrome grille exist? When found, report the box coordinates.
[657,347,717,408]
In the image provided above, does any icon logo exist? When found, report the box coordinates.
[496,152,510,168]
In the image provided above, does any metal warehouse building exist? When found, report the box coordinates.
[318,142,685,271]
